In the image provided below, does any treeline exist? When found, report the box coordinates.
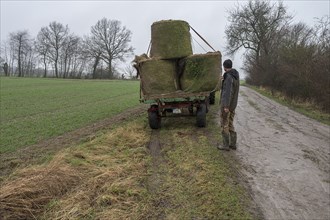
[226,0,329,112]
[0,18,136,79]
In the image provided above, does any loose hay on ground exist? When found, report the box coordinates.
[0,121,150,220]
[0,155,82,219]
[42,121,151,220]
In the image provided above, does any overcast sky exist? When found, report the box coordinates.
[1,0,329,76]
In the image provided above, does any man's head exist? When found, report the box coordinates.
[223,59,232,71]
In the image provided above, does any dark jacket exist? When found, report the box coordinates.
[220,68,240,111]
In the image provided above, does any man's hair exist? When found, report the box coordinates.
[223,59,232,68]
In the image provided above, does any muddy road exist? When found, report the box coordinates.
[234,86,330,220]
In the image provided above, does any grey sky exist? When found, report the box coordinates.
[1,0,329,75]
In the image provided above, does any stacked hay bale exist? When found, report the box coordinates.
[138,59,177,95]
[150,20,193,59]
[134,20,221,98]
[181,52,221,92]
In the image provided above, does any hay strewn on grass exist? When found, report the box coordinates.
[139,58,178,95]
[0,121,150,220]
[42,122,150,220]
[181,51,222,92]
[150,20,193,59]
[0,155,81,219]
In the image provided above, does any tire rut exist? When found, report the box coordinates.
[146,129,170,219]
[147,130,164,192]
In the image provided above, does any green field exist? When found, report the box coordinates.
[0,77,141,153]
[0,77,258,219]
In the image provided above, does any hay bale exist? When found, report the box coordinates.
[150,20,193,59]
[139,58,178,96]
[181,51,222,92]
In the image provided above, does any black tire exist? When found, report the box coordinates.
[196,103,206,127]
[188,105,194,115]
[148,108,161,129]
[209,91,216,105]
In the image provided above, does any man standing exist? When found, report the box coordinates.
[218,59,240,151]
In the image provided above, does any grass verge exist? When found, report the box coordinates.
[0,93,255,219]
[148,125,252,219]
[247,85,330,126]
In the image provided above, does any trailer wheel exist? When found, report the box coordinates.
[196,103,206,127]
[188,105,194,115]
[209,91,216,105]
[148,105,161,129]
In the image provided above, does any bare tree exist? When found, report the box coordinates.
[38,21,69,78]
[82,36,102,79]
[35,31,51,77]
[281,23,314,49]
[1,41,10,76]
[70,50,87,78]
[313,16,330,54]
[9,30,32,77]
[23,42,35,76]
[227,2,329,112]
[60,34,80,78]
[90,18,134,78]
[2,63,8,76]
[225,0,291,62]
[72,40,90,78]
[311,16,330,111]
[122,64,137,79]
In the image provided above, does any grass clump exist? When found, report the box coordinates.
[0,154,82,219]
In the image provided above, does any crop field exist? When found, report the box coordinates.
[0,77,141,153]
[0,77,257,219]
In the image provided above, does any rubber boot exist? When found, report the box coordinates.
[229,131,237,150]
[218,132,230,151]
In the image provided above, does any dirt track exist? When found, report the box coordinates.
[234,86,330,220]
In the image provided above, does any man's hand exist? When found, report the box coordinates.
[224,107,229,113]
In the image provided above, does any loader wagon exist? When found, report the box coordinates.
[141,91,214,129]
[134,19,221,129]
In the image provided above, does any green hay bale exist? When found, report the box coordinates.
[150,20,193,59]
[139,59,178,95]
[181,52,222,92]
